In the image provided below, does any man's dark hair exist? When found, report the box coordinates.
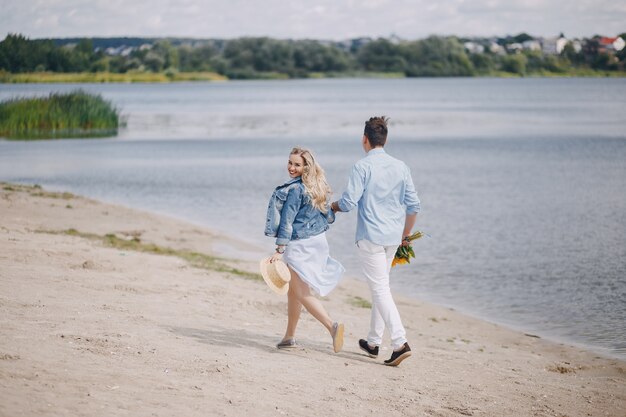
[364,116,389,147]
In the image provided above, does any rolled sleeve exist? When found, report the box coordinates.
[403,168,421,214]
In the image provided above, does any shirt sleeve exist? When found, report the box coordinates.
[403,167,421,214]
[276,185,302,245]
[337,164,365,213]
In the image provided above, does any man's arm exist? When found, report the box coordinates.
[332,164,365,213]
[403,167,421,215]
[401,213,417,246]
[401,165,420,244]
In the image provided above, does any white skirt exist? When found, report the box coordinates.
[283,232,345,297]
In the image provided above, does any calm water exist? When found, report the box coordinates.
[1,79,625,359]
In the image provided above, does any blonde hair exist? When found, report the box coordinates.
[290,147,331,212]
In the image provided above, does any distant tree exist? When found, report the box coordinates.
[542,54,567,73]
[500,54,527,75]
[293,41,352,73]
[1,32,623,78]
[69,39,97,71]
[592,52,619,71]
[221,37,296,77]
[402,36,474,76]
[151,41,179,70]
[513,33,534,43]
[46,47,69,71]
[76,38,93,56]
[143,51,165,72]
[559,42,583,66]
[107,56,127,73]
[357,38,405,72]
[178,44,218,71]
[0,34,38,71]
[470,53,495,74]
[524,50,544,72]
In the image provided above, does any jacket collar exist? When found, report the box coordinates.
[276,176,302,189]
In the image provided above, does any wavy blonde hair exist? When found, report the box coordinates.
[290,147,331,212]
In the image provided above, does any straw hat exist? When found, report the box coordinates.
[259,257,291,295]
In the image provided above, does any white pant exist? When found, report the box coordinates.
[356,239,407,350]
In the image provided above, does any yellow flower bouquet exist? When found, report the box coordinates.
[392,231,426,267]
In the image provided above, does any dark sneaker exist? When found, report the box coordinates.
[384,343,412,366]
[359,339,379,358]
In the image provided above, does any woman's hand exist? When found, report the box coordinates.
[269,252,283,263]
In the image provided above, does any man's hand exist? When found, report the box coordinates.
[331,201,341,213]
[402,213,418,246]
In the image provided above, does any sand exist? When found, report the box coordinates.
[0,183,624,417]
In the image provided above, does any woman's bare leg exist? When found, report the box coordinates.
[283,284,302,340]
[288,268,333,333]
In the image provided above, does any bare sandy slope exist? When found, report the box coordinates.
[0,183,624,417]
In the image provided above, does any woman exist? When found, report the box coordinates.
[264,147,345,352]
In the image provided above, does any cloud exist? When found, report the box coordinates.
[0,0,623,40]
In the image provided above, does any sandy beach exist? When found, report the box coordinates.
[1,183,624,417]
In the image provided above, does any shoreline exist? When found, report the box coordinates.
[1,70,625,84]
[1,182,625,416]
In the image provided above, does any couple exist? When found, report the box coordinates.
[263,116,420,367]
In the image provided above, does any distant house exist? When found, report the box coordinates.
[488,42,505,55]
[506,42,523,53]
[104,45,138,56]
[542,35,568,54]
[464,41,484,54]
[570,39,582,53]
[598,36,625,52]
[522,40,541,51]
[388,34,404,45]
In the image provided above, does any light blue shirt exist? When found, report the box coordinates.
[337,148,420,246]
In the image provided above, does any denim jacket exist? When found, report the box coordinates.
[264,177,335,245]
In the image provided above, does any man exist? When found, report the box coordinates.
[331,116,420,366]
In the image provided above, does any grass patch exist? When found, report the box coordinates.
[41,228,261,281]
[30,191,75,199]
[308,71,406,79]
[348,296,372,309]
[480,69,626,78]
[0,90,120,140]
[0,71,227,83]
[1,182,74,199]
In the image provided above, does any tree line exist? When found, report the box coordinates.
[1,33,624,79]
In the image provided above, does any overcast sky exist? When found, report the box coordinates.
[2,0,624,40]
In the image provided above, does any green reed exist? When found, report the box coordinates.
[0,90,120,140]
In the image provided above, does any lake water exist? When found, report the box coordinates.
[1,78,625,359]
